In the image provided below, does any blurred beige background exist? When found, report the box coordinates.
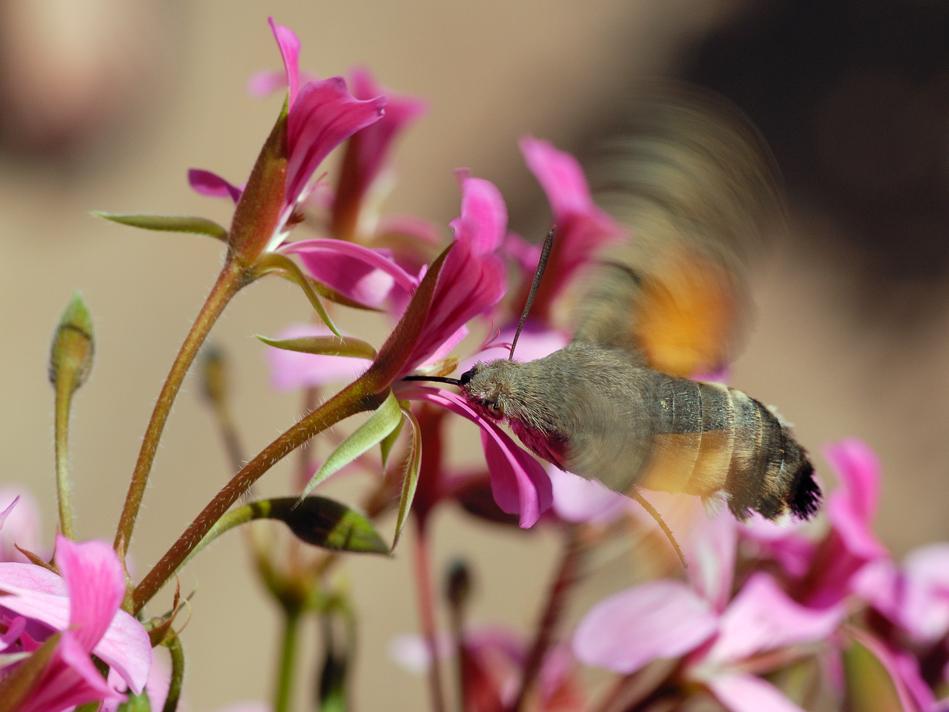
[3,0,949,709]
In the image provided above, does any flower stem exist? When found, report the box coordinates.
[130,381,383,614]
[53,378,77,540]
[509,527,584,712]
[413,521,447,712]
[114,259,249,555]
[274,606,302,712]
[162,634,185,712]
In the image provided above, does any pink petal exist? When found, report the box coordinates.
[406,178,508,369]
[285,77,385,212]
[520,137,594,217]
[825,438,880,524]
[740,514,817,579]
[448,176,507,254]
[705,672,808,712]
[280,239,418,294]
[57,537,124,652]
[267,18,301,106]
[0,488,43,563]
[706,573,842,665]
[573,580,718,674]
[19,631,126,712]
[265,324,372,391]
[400,386,551,528]
[549,468,630,524]
[418,325,468,369]
[686,510,737,613]
[188,169,242,203]
[343,66,427,197]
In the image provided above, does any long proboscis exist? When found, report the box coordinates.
[509,226,555,360]
[401,375,462,386]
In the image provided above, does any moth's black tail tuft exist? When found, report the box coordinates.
[790,460,821,519]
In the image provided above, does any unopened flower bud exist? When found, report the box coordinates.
[445,558,473,612]
[200,345,228,408]
[48,293,94,392]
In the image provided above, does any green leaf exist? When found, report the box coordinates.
[257,334,377,360]
[0,633,61,712]
[254,252,341,337]
[391,405,422,550]
[300,391,402,498]
[92,212,228,241]
[269,497,388,554]
[842,626,913,712]
[379,410,405,469]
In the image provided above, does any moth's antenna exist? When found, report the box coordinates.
[629,488,687,568]
[509,226,555,360]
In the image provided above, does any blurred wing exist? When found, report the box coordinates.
[571,85,785,378]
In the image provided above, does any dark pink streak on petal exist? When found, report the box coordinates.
[267,18,300,106]
[188,169,242,203]
[285,78,385,211]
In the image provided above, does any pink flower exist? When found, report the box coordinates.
[573,510,843,712]
[801,439,888,608]
[0,535,152,711]
[330,67,427,240]
[515,138,624,323]
[189,19,386,257]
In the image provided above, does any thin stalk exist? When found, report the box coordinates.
[509,527,584,712]
[274,607,302,712]
[114,259,249,554]
[131,382,382,614]
[53,377,77,540]
[414,522,447,712]
[162,634,185,712]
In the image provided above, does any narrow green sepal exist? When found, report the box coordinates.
[49,292,94,390]
[115,689,153,712]
[843,626,913,712]
[391,405,422,550]
[254,252,341,338]
[92,212,228,241]
[379,408,405,468]
[0,633,61,712]
[268,497,388,554]
[299,390,402,499]
[256,334,377,360]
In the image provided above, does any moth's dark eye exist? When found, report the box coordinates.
[488,400,504,416]
[460,369,475,387]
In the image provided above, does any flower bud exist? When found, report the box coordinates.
[48,293,94,392]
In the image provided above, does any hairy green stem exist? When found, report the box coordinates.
[162,635,185,712]
[131,382,382,614]
[274,607,302,712]
[53,378,77,540]
[115,259,249,555]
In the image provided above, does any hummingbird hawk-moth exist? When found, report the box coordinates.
[452,88,820,522]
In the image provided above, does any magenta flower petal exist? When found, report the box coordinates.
[401,386,551,528]
[549,468,630,524]
[188,168,242,203]
[266,324,372,391]
[282,238,418,304]
[405,178,507,368]
[825,438,881,532]
[267,18,301,106]
[740,514,817,579]
[285,77,386,213]
[343,66,427,200]
[57,537,123,652]
[0,487,42,563]
[705,573,842,666]
[573,580,718,674]
[705,672,809,712]
[685,510,737,613]
[519,137,624,293]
